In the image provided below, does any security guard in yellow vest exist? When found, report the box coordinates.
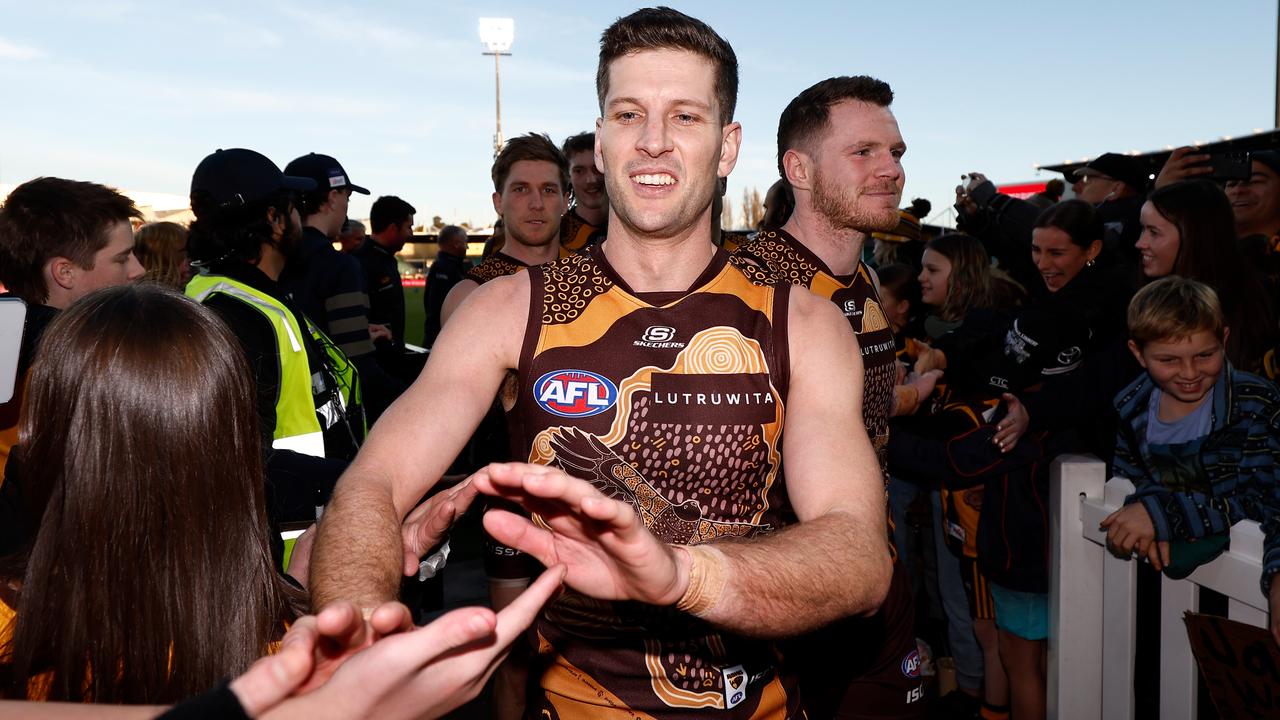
[186,149,366,564]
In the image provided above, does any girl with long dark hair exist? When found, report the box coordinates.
[2,283,301,703]
[1138,179,1275,372]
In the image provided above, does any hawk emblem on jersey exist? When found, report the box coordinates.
[548,427,758,544]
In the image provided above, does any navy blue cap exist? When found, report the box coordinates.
[190,148,315,216]
[1073,152,1150,191]
[1251,150,1280,177]
[284,153,370,196]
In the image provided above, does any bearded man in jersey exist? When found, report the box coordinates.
[735,76,926,720]
[311,8,891,719]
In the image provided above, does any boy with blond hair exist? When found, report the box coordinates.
[1102,276,1280,638]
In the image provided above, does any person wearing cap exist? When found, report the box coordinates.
[279,153,406,420]
[185,148,364,564]
[955,157,1138,292]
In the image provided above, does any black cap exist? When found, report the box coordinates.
[1073,152,1150,191]
[190,148,315,217]
[284,153,370,196]
[1251,150,1280,177]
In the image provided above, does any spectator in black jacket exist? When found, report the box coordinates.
[421,225,470,349]
[957,153,1150,278]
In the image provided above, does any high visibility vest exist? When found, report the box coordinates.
[187,273,362,457]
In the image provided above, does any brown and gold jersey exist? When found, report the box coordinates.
[717,230,751,253]
[732,228,896,479]
[510,246,800,718]
[465,251,529,285]
[558,208,605,258]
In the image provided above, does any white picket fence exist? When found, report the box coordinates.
[1050,454,1270,720]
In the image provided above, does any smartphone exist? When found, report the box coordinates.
[1209,151,1252,181]
[0,297,27,404]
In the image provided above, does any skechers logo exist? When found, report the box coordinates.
[842,300,863,318]
[534,370,618,418]
[634,325,685,349]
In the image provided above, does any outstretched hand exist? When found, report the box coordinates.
[475,462,687,606]
[256,565,566,720]
[227,599,414,716]
[402,474,480,576]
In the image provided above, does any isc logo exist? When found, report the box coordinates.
[533,369,618,418]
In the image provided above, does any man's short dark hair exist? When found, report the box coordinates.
[562,132,595,159]
[491,133,569,194]
[776,76,894,178]
[0,177,141,303]
[187,190,294,268]
[370,196,417,234]
[596,7,738,125]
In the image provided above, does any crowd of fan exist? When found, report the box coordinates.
[860,149,1280,720]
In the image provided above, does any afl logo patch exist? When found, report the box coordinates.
[534,370,618,418]
[901,649,922,678]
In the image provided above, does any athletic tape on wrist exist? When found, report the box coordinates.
[676,544,727,616]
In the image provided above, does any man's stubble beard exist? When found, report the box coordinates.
[811,167,901,235]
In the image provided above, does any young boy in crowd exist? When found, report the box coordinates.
[1102,276,1280,637]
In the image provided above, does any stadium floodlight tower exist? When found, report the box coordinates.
[479,17,514,158]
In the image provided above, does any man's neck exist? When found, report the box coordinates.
[601,213,716,293]
[371,232,398,251]
[304,217,339,240]
[780,204,867,277]
[576,204,607,227]
[500,238,561,266]
[255,244,286,281]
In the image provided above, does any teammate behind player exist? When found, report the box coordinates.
[440,133,568,325]
[734,75,927,719]
[558,131,607,254]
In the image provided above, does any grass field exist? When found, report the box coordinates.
[404,286,425,347]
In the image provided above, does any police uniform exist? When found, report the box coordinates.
[509,246,801,718]
[351,238,407,348]
[422,250,470,349]
[187,262,363,555]
[733,228,924,720]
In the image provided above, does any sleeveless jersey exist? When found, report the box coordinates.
[732,228,896,478]
[558,208,605,258]
[510,245,800,718]
[466,251,529,285]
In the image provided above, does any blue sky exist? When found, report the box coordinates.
[0,1,1274,228]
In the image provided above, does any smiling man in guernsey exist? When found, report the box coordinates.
[310,8,891,718]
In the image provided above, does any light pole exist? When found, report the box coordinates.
[479,17,514,158]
